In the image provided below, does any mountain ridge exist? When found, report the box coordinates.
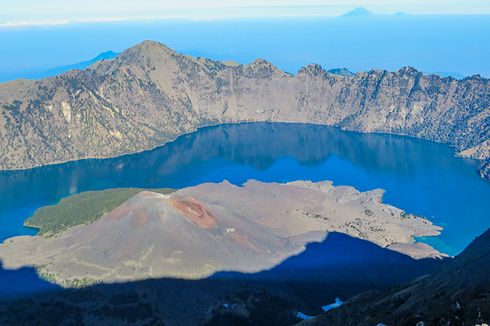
[0,40,489,179]
[0,50,118,83]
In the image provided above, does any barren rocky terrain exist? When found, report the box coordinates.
[0,180,441,287]
[0,40,488,178]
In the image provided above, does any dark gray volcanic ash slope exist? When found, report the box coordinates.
[0,40,489,178]
[305,229,490,326]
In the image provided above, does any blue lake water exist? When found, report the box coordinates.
[0,122,489,256]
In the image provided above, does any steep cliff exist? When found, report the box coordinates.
[1,40,489,175]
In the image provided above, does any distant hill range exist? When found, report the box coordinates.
[38,51,118,78]
[432,70,466,79]
[340,7,410,18]
[0,41,488,179]
[13,51,118,81]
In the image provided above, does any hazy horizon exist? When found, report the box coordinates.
[2,0,490,26]
[1,14,489,82]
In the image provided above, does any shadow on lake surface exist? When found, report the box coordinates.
[0,232,442,325]
[1,123,489,254]
[0,262,60,298]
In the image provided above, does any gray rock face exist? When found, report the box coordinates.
[1,40,489,175]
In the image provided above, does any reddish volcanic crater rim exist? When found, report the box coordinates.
[169,197,217,229]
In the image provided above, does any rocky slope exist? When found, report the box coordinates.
[303,228,490,326]
[0,180,441,287]
[0,40,489,176]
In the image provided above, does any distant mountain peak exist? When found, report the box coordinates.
[245,58,285,78]
[341,7,375,17]
[327,68,355,77]
[122,40,177,59]
[9,50,119,80]
[250,58,271,65]
[93,51,118,61]
[398,66,421,75]
[140,40,175,53]
[393,11,410,16]
[298,64,327,78]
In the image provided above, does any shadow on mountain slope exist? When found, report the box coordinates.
[0,232,441,325]
[305,229,490,326]
[212,232,440,309]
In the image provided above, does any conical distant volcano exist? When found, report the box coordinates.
[341,7,375,17]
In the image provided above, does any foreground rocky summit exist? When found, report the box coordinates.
[0,180,440,287]
[302,228,490,326]
[0,41,489,176]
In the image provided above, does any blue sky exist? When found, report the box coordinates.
[0,0,488,80]
[1,0,490,26]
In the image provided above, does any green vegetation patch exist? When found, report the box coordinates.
[25,188,174,237]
